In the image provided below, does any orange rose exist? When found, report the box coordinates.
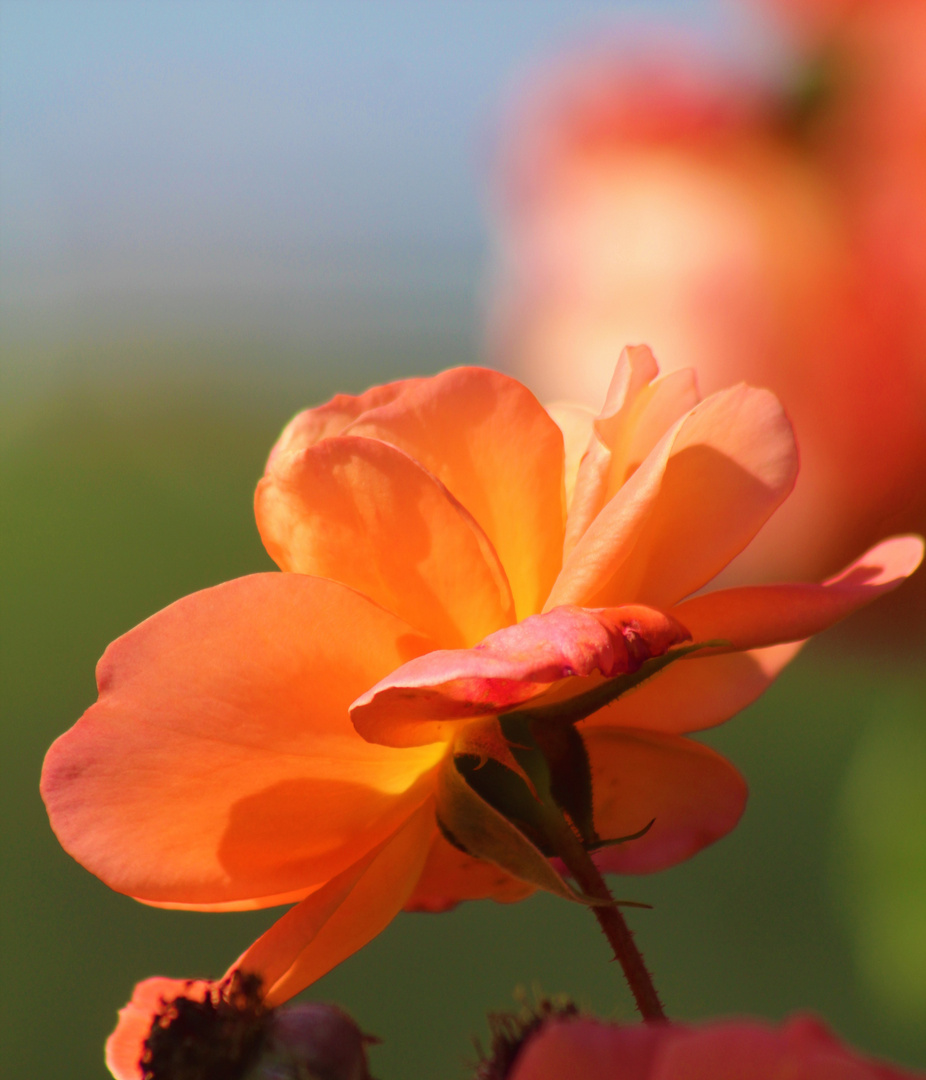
[41,353,921,1076]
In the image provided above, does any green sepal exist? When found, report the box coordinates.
[434,751,597,905]
[433,641,727,905]
[588,817,655,852]
[499,712,597,847]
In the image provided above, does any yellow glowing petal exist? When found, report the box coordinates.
[345,366,567,620]
[41,574,442,908]
[257,435,515,648]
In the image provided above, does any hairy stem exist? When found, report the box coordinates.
[542,808,666,1022]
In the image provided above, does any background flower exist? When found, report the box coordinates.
[487,0,926,603]
[507,1013,925,1080]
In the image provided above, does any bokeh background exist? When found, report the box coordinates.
[2,2,924,1077]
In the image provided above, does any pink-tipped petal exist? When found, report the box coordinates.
[583,728,747,874]
[344,366,567,620]
[41,574,442,908]
[256,436,515,648]
[598,536,921,736]
[350,604,690,748]
[672,534,925,651]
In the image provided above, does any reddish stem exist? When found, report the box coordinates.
[543,809,666,1022]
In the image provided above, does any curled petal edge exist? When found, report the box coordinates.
[351,604,690,748]
[672,534,924,653]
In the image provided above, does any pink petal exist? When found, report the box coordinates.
[596,535,921,738]
[652,1015,925,1080]
[350,604,690,748]
[510,1018,665,1080]
[509,1016,924,1080]
[583,728,747,874]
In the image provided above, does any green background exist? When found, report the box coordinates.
[2,349,924,1077]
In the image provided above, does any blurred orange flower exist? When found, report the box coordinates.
[488,0,926,589]
[42,353,921,1028]
[506,1013,924,1080]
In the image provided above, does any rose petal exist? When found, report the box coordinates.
[565,345,700,557]
[654,1021,787,1080]
[256,436,516,648]
[510,1018,664,1080]
[671,535,925,652]
[583,728,747,874]
[548,383,798,611]
[545,400,596,509]
[586,641,802,736]
[265,378,423,470]
[344,366,566,620]
[41,574,443,907]
[403,831,535,912]
[652,1015,924,1080]
[103,810,435,1079]
[592,536,923,736]
[235,801,435,1005]
[350,604,689,748]
[509,1015,924,1080]
[139,881,324,914]
[563,345,660,559]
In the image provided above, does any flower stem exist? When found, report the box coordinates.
[541,807,666,1022]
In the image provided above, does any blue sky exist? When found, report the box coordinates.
[1,1,781,366]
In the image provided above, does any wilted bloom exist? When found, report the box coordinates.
[105,973,372,1080]
[502,1013,925,1080]
[488,3,926,587]
[42,351,922,1035]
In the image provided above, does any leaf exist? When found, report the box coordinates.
[588,818,655,852]
[452,716,539,797]
[499,712,597,847]
[434,752,596,905]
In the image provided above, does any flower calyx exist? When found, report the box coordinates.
[434,640,718,905]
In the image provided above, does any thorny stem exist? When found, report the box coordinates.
[541,806,666,1022]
